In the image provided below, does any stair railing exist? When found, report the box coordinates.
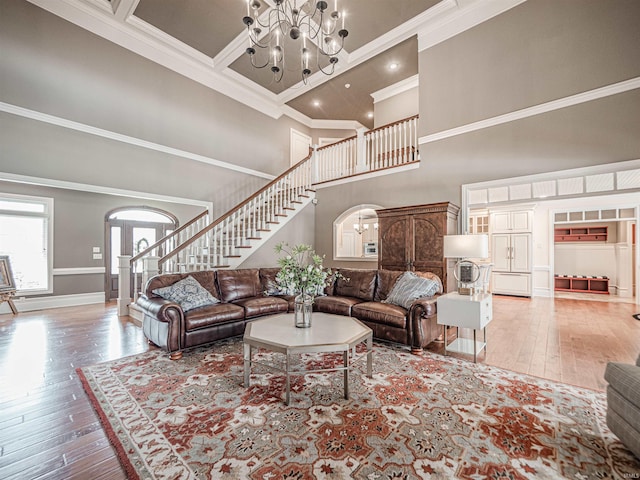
[129,209,209,300]
[159,151,314,273]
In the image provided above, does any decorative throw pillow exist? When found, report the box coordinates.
[383,271,439,309]
[263,278,287,296]
[152,275,219,312]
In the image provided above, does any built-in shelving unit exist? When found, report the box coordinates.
[554,275,609,294]
[554,226,608,242]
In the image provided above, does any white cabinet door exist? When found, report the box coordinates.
[490,210,532,233]
[510,211,532,232]
[511,233,531,272]
[491,234,511,271]
[491,212,511,232]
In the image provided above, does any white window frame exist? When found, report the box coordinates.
[0,192,54,295]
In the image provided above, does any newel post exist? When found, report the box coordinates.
[356,127,367,173]
[311,145,319,184]
[142,256,160,294]
[117,255,132,317]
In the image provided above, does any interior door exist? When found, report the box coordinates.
[290,128,312,166]
[107,221,165,300]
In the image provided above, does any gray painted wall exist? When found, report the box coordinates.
[0,1,317,297]
[0,0,311,201]
[419,0,640,135]
[374,87,419,128]
[315,0,640,268]
[0,180,203,297]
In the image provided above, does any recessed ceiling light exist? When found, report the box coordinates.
[344,83,351,89]
[389,62,399,70]
[367,112,374,118]
[313,100,320,107]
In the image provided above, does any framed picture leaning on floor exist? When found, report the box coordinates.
[0,255,16,292]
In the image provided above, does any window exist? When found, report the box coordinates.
[0,193,53,293]
[333,205,383,261]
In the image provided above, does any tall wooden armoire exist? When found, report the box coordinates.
[377,202,460,292]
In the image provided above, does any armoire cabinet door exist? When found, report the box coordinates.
[412,215,444,279]
[379,216,410,270]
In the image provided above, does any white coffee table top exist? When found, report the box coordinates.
[244,312,371,353]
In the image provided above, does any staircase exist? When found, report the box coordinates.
[122,115,419,318]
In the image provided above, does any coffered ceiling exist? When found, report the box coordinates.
[26,0,525,129]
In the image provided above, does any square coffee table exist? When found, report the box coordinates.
[243,312,373,405]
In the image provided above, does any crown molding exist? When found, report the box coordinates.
[419,77,640,145]
[280,105,364,131]
[26,0,284,119]
[25,0,532,126]
[417,0,527,51]
[276,0,458,105]
[371,75,419,104]
[1,101,276,181]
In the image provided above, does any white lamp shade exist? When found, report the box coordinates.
[443,234,489,258]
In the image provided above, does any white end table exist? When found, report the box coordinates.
[436,292,493,362]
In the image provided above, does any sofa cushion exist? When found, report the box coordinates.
[145,271,219,299]
[352,301,407,329]
[152,275,220,312]
[216,269,262,302]
[183,302,245,331]
[232,296,289,318]
[334,269,377,301]
[383,271,439,309]
[605,362,640,408]
[374,270,405,302]
[314,295,363,316]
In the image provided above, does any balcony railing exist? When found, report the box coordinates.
[314,115,419,184]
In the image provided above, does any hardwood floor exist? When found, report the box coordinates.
[0,296,638,478]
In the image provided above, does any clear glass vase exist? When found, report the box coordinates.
[294,293,313,328]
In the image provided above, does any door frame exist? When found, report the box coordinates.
[104,206,178,300]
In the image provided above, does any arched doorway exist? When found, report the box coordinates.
[333,204,384,260]
[105,207,178,300]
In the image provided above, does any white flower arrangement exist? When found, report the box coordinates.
[274,242,341,297]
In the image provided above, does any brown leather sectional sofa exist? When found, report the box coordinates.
[136,267,443,359]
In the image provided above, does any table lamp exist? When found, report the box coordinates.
[443,234,489,295]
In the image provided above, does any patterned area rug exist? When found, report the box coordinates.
[78,338,639,479]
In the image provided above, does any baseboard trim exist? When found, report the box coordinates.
[0,292,105,314]
[53,267,106,276]
[533,288,552,298]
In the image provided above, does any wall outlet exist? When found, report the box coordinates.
[93,253,103,260]
[93,246,101,253]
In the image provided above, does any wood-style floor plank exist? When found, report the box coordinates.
[0,296,639,478]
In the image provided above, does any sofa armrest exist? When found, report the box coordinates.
[136,295,184,354]
[408,294,440,350]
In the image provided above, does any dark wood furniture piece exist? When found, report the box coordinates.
[554,226,608,242]
[377,202,459,293]
[554,275,610,294]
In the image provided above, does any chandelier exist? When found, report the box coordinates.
[243,0,348,84]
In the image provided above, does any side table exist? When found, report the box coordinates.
[436,292,492,362]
